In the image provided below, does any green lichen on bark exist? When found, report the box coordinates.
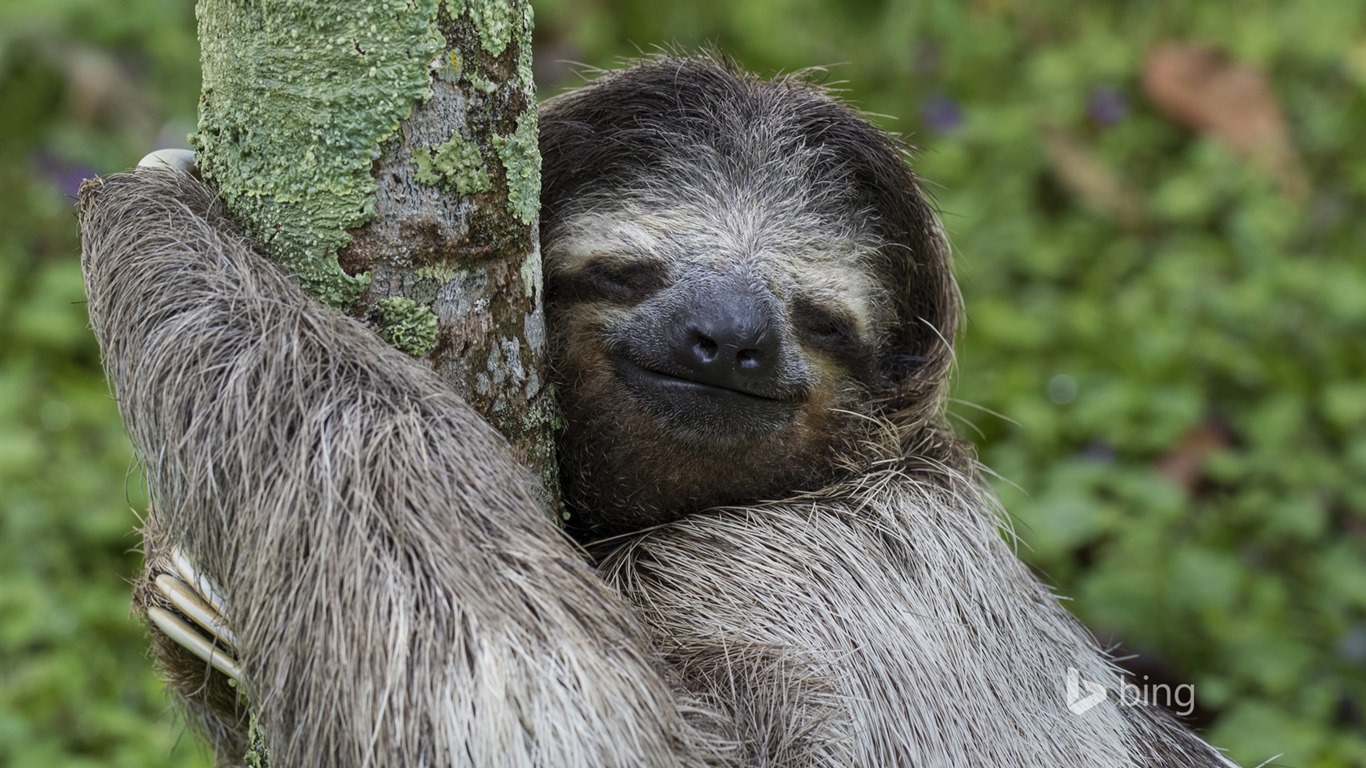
[193,0,445,310]
[467,0,516,56]
[373,297,439,357]
[243,708,270,768]
[414,134,492,195]
[515,3,535,93]
[493,109,540,225]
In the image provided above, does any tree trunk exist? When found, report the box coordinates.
[194,0,555,496]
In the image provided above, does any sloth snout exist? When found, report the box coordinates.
[672,285,782,392]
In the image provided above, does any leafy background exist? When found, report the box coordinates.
[1,0,1363,766]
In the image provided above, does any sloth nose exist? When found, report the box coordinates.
[672,286,782,392]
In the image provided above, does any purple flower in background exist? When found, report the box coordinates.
[1086,86,1130,126]
[31,148,95,199]
[1080,440,1117,464]
[921,93,963,134]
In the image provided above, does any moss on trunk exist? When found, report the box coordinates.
[193,0,555,493]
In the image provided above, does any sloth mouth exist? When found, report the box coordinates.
[620,362,791,402]
[612,359,800,444]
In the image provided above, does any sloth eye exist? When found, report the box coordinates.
[794,297,858,349]
[575,259,669,303]
[793,297,871,377]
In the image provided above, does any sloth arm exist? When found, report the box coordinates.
[79,168,725,767]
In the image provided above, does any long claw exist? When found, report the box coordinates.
[171,546,230,618]
[151,547,241,682]
[137,148,197,174]
[155,573,238,648]
[147,606,242,682]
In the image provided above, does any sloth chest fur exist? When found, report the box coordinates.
[599,467,1231,767]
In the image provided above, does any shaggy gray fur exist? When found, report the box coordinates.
[81,170,727,767]
[600,426,1238,766]
[538,57,1240,767]
[80,56,1241,767]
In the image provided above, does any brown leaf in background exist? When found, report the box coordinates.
[1043,125,1146,232]
[1143,42,1309,200]
[1156,421,1234,493]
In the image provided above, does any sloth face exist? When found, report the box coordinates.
[537,56,958,535]
[544,193,892,535]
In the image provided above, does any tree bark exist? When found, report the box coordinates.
[194,0,555,496]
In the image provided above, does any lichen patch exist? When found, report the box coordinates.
[194,0,446,310]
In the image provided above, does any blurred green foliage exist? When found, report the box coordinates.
[2,0,1362,766]
[1,1,215,766]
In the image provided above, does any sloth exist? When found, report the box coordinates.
[79,56,1241,766]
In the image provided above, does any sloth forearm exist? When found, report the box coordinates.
[79,169,724,767]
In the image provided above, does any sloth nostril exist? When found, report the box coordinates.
[693,333,719,363]
[736,348,761,368]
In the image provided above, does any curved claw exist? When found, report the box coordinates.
[155,573,238,648]
[137,148,197,174]
[147,606,242,682]
[171,546,230,618]
[150,547,240,682]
